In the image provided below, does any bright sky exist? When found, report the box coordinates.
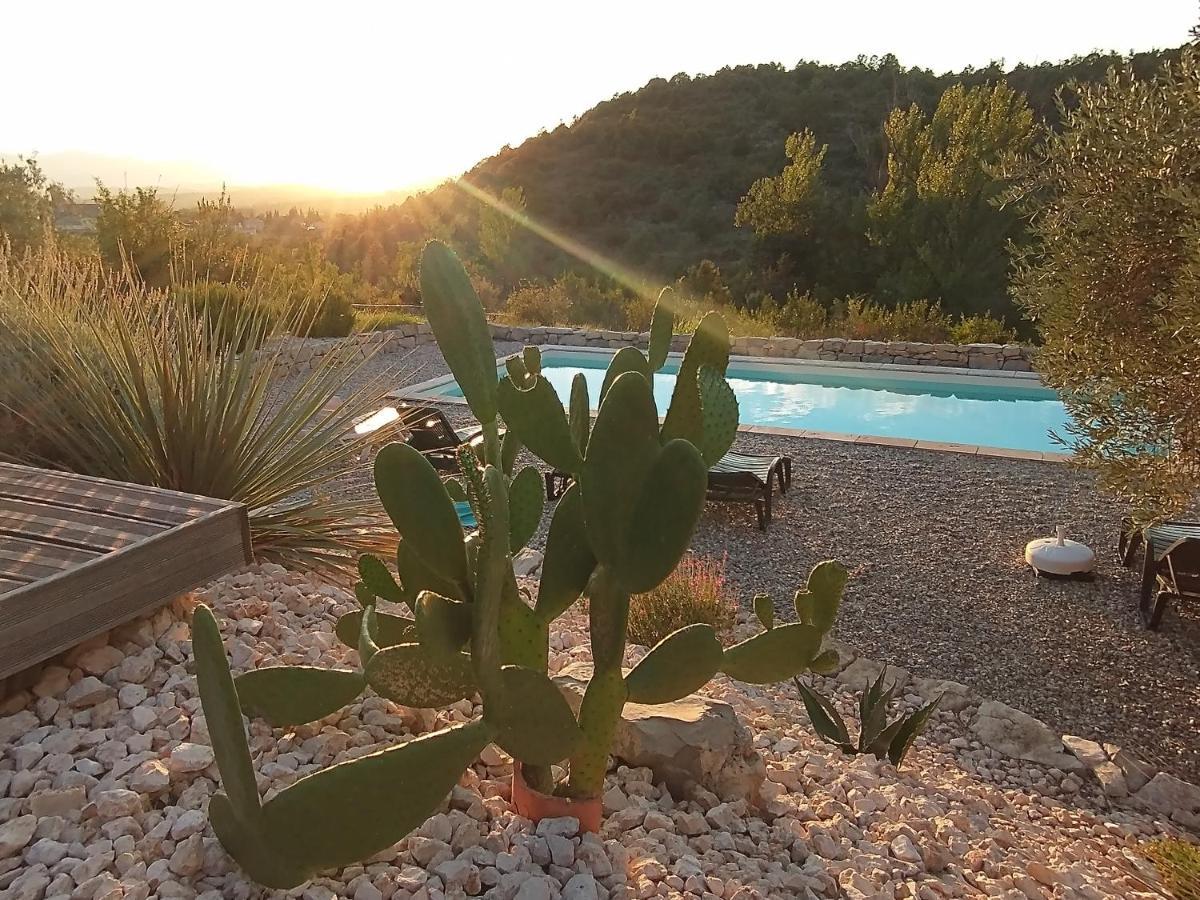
[3,1,1194,193]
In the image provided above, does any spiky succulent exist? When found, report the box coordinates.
[192,241,848,888]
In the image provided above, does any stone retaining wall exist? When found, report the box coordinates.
[264,323,1036,375]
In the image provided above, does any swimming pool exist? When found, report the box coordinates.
[401,348,1072,456]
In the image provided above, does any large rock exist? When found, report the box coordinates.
[970,701,1083,772]
[555,663,764,803]
[1133,773,1200,831]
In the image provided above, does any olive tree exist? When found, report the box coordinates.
[1005,50,1200,519]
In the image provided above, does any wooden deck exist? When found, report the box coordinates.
[0,463,251,679]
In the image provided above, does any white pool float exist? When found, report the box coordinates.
[1025,526,1096,576]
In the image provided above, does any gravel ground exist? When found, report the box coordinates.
[293,340,1200,784]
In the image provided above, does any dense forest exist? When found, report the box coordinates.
[322,48,1180,327]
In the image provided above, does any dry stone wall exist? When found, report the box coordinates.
[264,323,1036,376]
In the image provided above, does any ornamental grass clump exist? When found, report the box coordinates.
[628,553,736,648]
[192,240,849,889]
[0,242,394,569]
[1147,837,1200,900]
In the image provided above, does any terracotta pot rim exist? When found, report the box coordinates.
[510,762,603,833]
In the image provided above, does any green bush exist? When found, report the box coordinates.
[174,281,271,350]
[949,313,1017,345]
[628,554,737,648]
[353,308,423,332]
[772,290,829,338]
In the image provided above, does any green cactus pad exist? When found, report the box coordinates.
[568,373,591,456]
[396,539,466,606]
[497,375,583,474]
[660,311,730,446]
[499,580,549,670]
[191,604,260,822]
[579,370,661,570]
[335,609,416,650]
[508,466,545,552]
[534,482,596,622]
[500,429,524,476]
[569,665,628,797]
[442,476,468,502]
[522,345,541,376]
[414,591,473,658]
[260,720,492,873]
[696,365,739,465]
[234,667,365,727]
[808,647,841,674]
[617,439,708,594]
[721,622,824,684]
[353,582,375,608]
[358,606,381,666]
[753,594,775,630]
[365,643,476,708]
[599,346,651,404]
[419,242,499,422]
[794,560,849,633]
[375,443,469,588]
[487,665,583,766]
[505,354,533,388]
[624,624,724,704]
[647,287,675,372]
[209,793,305,889]
[358,554,405,606]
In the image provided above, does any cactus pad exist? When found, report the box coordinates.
[568,373,591,456]
[191,604,260,822]
[508,465,545,552]
[753,594,775,631]
[499,578,549,669]
[721,622,824,684]
[420,242,499,422]
[599,346,651,404]
[365,643,476,708]
[534,482,596,622]
[497,375,583,474]
[487,665,583,766]
[234,667,365,727]
[414,591,473,658]
[375,443,469,588]
[696,365,739,465]
[647,287,675,372]
[660,311,730,446]
[260,720,492,874]
[358,554,405,606]
[335,609,415,650]
[522,345,541,376]
[794,560,848,632]
[209,793,305,889]
[624,623,724,704]
[809,647,841,674]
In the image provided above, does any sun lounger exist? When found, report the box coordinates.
[1118,518,1200,628]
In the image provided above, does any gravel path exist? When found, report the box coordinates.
[293,340,1200,784]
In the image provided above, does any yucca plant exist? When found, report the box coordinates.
[0,242,394,569]
[795,665,939,768]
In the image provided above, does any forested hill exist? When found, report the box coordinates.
[324,48,1181,318]
[464,51,1173,286]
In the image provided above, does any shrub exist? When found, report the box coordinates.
[354,308,423,332]
[1006,49,1200,519]
[504,279,571,325]
[174,280,271,350]
[1147,838,1200,900]
[948,313,1017,345]
[773,290,829,338]
[628,554,737,648]
[0,244,394,569]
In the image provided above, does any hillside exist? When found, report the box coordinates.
[459,50,1177,291]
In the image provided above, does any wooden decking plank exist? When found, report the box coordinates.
[0,537,105,584]
[0,506,252,677]
[0,497,167,553]
[0,463,234,512]
[0,475,203,526]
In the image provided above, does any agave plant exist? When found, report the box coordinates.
[191,240,849,888]
[0,243,394,569]
[795,665,940,768]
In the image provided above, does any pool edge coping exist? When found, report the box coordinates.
[392,348,1073,464]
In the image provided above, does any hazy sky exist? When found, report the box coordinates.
[4,1,1195,192]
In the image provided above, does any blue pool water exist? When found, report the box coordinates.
[436,353,1072,453]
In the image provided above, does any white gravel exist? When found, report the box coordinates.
[0,565,1187,899]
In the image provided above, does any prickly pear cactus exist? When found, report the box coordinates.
[193,240,849,888]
